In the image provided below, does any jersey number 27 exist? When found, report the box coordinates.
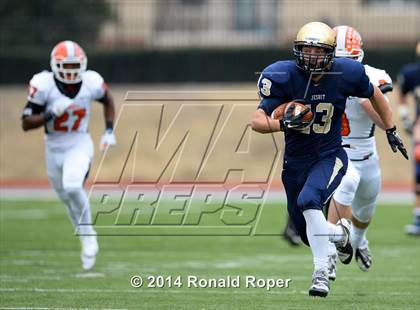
[54,108,86,132]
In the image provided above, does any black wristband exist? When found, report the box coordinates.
[386,126,396,134]
[43,111,54,122]
[106,120,114,131]
[279,119,285,132]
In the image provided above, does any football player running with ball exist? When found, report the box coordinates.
[326,26,394,281]
[21,41,117,270]
[251,22,408,297]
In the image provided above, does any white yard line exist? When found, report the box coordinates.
[0,287,416,296]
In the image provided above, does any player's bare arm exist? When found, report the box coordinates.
[98,89,117,151]
[369,84,393,129]
[98,90,116,128]
[369,84,408,159]
[360,99,386,130]
[22,96,73,131]
[21,109,48,131]
[251,108,281,133]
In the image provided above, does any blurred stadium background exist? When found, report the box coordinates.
[0,0,419,189]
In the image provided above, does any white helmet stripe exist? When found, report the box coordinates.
[336,26,347,50]
[65,40,75,57]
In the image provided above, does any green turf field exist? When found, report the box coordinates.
[1,199,419,309]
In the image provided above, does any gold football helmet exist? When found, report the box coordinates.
[293,22,336,73]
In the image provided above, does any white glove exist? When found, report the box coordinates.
[99,129,116,151]
[51,97,73,117]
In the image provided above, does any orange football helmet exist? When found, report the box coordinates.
[50,41,87,84]
[333,25,364,62]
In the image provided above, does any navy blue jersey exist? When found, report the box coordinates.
[397,63,420,117]
[257,58,374,157]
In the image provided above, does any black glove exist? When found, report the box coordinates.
[386,126,408,160]
[283,103,312,130]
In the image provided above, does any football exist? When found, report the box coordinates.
[271,104,287,119]
[271,101,314,124]
[285,101,314,123]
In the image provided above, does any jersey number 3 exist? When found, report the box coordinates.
[260,78,272,97]
[300,102,334,134]
[54,108,86,132]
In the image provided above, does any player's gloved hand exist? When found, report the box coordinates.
[51,97,73,117]
[283,103,313,130]
[99,129,116,152]
[386,126,408,160]
[398,106,413,135]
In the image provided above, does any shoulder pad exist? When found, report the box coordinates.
[335,58,365,84]
[261,61,295,85]
[83,70,104,88]
[364,64,392,89]
[27,71,54,105]
[82,70,106,100]
[29,71,54,91]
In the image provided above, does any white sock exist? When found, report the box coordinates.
[351,226,367,249]
[66,188,96,236]
[326,221,345,243]
[303,209,329,271]
[328,241,337,256]
[358,237,369,250]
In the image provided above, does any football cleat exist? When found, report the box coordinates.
[80,235,99,271]
[335,219,353,265]
[283,218,301,246]
[405,224,420,236]
[405,213,420,236]
[327,253,337,281]
[308,269,329,297]
[355,247,372,272]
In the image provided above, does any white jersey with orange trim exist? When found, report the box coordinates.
[27,70,106,151]
[342,64,392,160]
